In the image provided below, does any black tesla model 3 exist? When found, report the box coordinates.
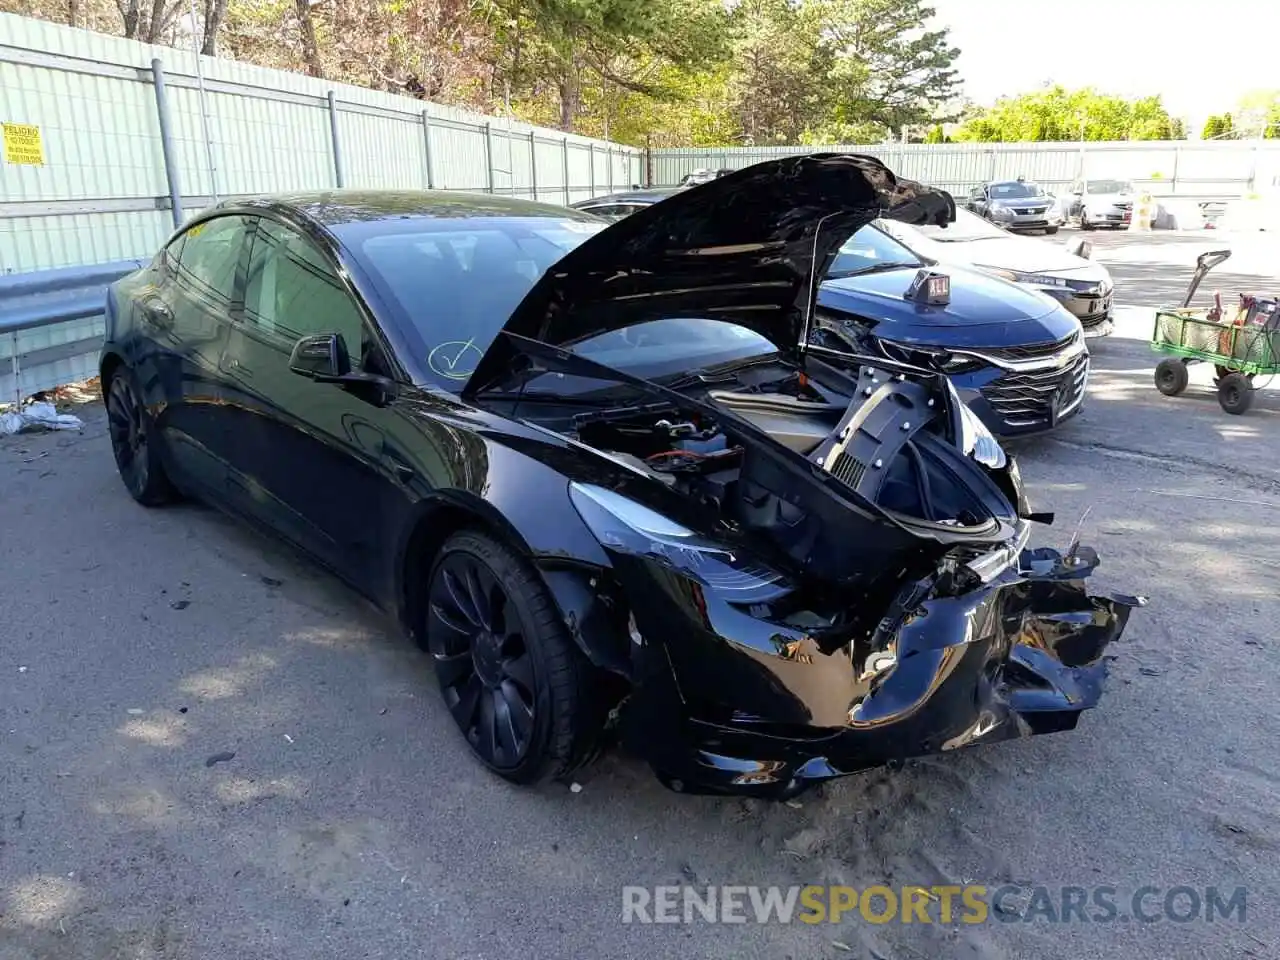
[101,155,1141,799]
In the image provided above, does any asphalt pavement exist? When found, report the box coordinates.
[2,226,1279,960]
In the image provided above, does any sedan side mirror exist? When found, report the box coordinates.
[1065,237,1093,259]
[290,333,351,381]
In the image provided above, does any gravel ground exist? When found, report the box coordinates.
[2,228,1279,960]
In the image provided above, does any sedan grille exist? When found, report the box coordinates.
[980,354,1089,428]
[977,331,1080,362]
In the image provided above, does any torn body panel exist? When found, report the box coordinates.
[616,541,1143,797]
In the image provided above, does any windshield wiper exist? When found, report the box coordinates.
[826,261,920,279]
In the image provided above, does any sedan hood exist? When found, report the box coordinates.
[463,154,956,396]
[920,232,1095,275]
[818,262,1059,328]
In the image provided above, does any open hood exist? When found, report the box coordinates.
[463,153,956,396]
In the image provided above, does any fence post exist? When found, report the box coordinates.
[606,145,613,192]
[562,137,571,203]
[150,58,184,229]
[529,131,538,201]
[421,111,436,190]
[9,331,21,409]
[1170,142,1180,195]
[327,91,345,187]
[484,122,496,193]
[588,143,596,196]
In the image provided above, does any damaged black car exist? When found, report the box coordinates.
[101,154,1143,799]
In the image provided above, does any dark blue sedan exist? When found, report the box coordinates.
[814,225,1089,437]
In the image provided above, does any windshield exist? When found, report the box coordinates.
[884,208,1008,244]
[988,181,1042,200]
[826,224,922,277]
[346,216,607,389]
[345,215,777,392]
[1087,179,1134,194]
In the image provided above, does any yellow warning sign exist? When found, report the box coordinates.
[2,123,45,165]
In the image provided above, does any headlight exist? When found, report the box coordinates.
[949,382,1007,469]
[879,340,985,375]
[568,483,791,603]
[989,204,1013,218]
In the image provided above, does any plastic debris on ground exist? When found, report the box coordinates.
[0,401,83,436]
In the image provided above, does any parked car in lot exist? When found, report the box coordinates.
[964,179,1062,233]
[570,187,681,221]
[678,167,734,186]
[575,190,1092,435]
[879,208,1116,338]
[101,157,1137,800]
[1062,178,1134,230]
[812,225,1089,437]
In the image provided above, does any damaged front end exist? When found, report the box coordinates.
[460,153,1146,797]
[615,541,1144,799]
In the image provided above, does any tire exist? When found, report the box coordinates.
[1217,372,1253,415]
[1045,225,1060,235]
[1080,208,1095,231]
[1154,358,1189,397]
[105,366,177,506]
[424,529,600,785]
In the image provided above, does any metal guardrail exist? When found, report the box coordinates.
[0,260,145,407]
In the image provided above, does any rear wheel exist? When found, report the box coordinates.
[106,367,177,506]
[1080,208,1095,230]
[424,530,600,784]
[1154,358,1189,397]
[1218,373,1253,415]
[1045,225,1060,235]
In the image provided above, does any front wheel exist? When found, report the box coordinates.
[1045,225,1060,235]
[1080,208,1095,230]
[106,367,177,506]
[1154,358,1189,397]
[424,530,601,785]
[1218,373,1254,415]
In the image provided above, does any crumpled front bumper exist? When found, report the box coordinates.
[618,543,1145,799]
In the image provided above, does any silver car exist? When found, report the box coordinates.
[879,209,1115,337]
[965,179,1064,234]
[1062,178,1135,230]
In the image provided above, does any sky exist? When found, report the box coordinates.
[927,0,1280,123]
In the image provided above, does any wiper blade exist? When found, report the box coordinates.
[827,262,920,279]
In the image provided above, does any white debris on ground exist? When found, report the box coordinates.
[0,401,84,436]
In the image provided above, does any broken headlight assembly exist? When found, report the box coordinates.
[568,482,792,604]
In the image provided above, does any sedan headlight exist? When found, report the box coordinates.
[568,483,791,603]
[989,203,1014,219]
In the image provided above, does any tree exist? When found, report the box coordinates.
[924,123,945,143]
[809,0,960,137]
[955,86,1179,142]
[1202,115,1224,139]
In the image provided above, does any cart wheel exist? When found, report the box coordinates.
[1217,373,1253,415]
[1155,358,1189,397]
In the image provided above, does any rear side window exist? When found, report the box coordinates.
[242,220,365,352]
[170,216,250,307]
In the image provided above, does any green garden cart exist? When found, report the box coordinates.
[1152,249,1280,415]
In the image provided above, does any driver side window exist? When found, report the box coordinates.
[243,220,366,360]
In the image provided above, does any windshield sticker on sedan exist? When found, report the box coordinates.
[428,339,483,380]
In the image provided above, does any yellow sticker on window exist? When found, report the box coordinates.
[2,123,45,165]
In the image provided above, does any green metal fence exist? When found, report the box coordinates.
[0,13,643,274]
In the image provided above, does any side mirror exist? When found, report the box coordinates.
[289,333,351,381]
[1065,237,1093,259]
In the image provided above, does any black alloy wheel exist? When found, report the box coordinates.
[106,369,175,505]
[425,530,597,783]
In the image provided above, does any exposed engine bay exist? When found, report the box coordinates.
[567,349,1016,544]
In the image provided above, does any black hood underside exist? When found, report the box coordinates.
[464,153,956,396]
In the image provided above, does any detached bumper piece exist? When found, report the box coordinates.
[627,545,1145,799]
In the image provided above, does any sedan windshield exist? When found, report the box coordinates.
[826,224,922,278]
[989,182,1042,199]
[343,215,776,392]
[1087,179,1134,194]
[884,208,1008,243]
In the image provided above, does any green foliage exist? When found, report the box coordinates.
[955,85,1180,142]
